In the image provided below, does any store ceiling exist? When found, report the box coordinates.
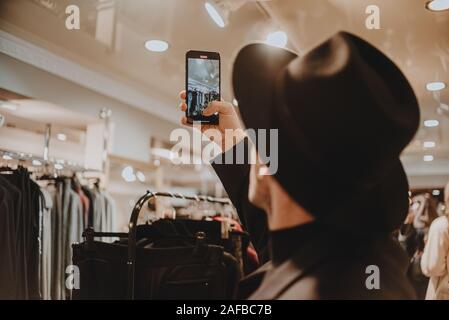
[0,0,448,180]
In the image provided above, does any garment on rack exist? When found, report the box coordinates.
[39,188,53,300]
[72,215,249,300]
[47,179,116,300]
[0,165,117,300]
[0,176,19,299]
[72,235,240,300]
[0,167,41,299]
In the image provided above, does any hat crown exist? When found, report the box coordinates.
[278,31,420,185]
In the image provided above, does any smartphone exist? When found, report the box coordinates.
[185,50,220,124]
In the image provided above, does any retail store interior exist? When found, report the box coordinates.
[0,0,448,301]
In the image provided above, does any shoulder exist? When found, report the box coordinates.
[279,251,415,300]
[429,215,449,234]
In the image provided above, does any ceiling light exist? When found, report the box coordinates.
[2,154,13,160]
[426,81,446,91]
[56,133,67,141]
[32,160,42,166]
[265,31,288,48]
[423,141,436,148]
[423,155,434,162]
[121,165,136,182]
[136,171,146,182]
[144,40,169,52]
[205,2,226,28]
[424,119,439,127]
[426,0,449,11]
[0,101,19,111]
[54,163,64,170]
[432,189,441,196]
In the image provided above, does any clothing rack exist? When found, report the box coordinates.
[83,190,232,299]
[128,191,231,299]
[0,149,101,174]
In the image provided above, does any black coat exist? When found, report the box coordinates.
[212,141,416,300]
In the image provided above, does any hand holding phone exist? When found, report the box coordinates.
[185,50,220,124]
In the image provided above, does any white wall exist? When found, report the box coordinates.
[0,52,177,162]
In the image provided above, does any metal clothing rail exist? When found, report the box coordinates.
[126,191,232,299]
[0,149,101,173]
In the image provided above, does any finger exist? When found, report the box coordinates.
[179,90,186,100]
[203,101,232,116]
[181,117,192,127]
[179,102,187,112]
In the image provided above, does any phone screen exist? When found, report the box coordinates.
[186,51,220,124]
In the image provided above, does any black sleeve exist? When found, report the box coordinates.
[211,138,270,263]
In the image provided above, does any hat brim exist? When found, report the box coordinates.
[232,43,409,233]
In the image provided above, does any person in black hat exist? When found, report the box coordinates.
[180,31,419,299]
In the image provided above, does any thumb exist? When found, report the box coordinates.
[203,101,233,116]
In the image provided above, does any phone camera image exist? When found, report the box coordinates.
[187,55,220,124]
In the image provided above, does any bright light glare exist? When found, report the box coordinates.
[423,141,436,148]
[136,171,146,182]
[426,0,449,11]
[122,165,136,182]
[423,155,434,162]
[144,40,169,52]
[0,101,18,111]
[265,31,288,48]
[424,119,439,127]
[426,81,446,91]
[56,133,67,141]
[205,2,225,28]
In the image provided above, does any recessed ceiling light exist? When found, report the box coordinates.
[121,165,136,182]
[423,141,436,148]
[32,159,42,166]
[426,0,449,12]
[2,154,13,160]
[426,81,446,91]
[423,155,434,162]
[56,133,67,141]
[205,2,226,28]
[144,40,169,52]
[432,189,441,196]
[424,119,439,127]
[265,31,288,48]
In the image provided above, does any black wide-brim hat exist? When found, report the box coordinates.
[232,31,420,234]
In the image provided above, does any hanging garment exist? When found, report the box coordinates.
[0,178,18,299]
[39,187,53,300]
[0,168,42,299]
[72,238,239,300]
